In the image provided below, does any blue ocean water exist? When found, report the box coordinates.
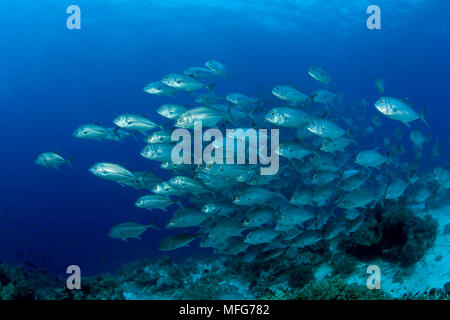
[0,0,449,280]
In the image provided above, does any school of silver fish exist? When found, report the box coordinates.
[36,61,449,261]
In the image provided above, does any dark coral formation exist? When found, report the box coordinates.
[339,204,438,266]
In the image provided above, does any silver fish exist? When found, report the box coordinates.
[158,233,196,251]
[114,114,159,132]
[73,124,111,140]
[166,209,209,229]
[157,104,188,120]
[385,179,408,199]
[143,81,179,97]
[374,97,429,127]
[89,163,135,183]
[337,190,378,209]
[135,194,176,211]
[244,228,280,245]
[308,66,332,85]
[265,107,314,128]
[355,149,391,169]
[162,73,216,92]
[205,60,232,77]
[184,66,217,79]
[108,221,158,241]
[272,85,309,105]
[35,152,72,169]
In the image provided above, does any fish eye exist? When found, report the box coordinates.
[235,196,241,200]
[270,111,275,116]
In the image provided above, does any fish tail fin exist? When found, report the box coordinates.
[159,120,172,133]
[420,107,430,127]
[319,110,328,119]
[67,156,74,168]
[226,104,239,126]
[347,125,358,145]
[387,153,399,167]
[247,105,259,126]
[426,133,432,144]
[276,193,289,203]
[176,200,186,211]
[206,82,217,93]
[131,131,140,140]
[150,216,159,230]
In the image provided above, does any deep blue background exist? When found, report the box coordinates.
[0,0,448,276]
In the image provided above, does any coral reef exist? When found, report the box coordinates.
[339,204,438,266]
[0,250,448,300]
[0,204,444,301]
[0,263,60,300]
[257,276,391,300]
[400,289,449,300]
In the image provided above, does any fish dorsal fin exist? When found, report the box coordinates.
[150,216,158,227]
